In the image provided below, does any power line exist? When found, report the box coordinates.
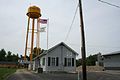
[64,4,79,41]
[98,0,120,8]
[67,42,120,48]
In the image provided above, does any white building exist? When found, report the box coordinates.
[103,51,120,70]
[33,42,78,72]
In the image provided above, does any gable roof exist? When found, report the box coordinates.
[103,51,120,56]
[47,42,78,55]
[33,42,78,60]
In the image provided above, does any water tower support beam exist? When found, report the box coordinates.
[24,17,30,61]
[30,19,35,62]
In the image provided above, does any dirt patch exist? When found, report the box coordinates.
[76,66,104,72]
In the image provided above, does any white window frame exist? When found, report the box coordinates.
[51,57,56,66]
[67,58,71,66]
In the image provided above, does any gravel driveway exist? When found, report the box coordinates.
[7,69,120,80]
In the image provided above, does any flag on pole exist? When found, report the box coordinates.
[38,19,48,24]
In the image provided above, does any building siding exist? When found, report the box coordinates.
[46,45,63,71]
[104,54,120,70]
[34,42,77,72]
[45,45,76,72]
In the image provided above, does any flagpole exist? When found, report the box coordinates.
[47,18,49,50]
[38,18,48,50]
[37,18,40,55]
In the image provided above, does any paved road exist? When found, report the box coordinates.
[7,69,41,80]
[7,69,120,80]
[87,71,120,80]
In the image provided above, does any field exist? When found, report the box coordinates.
[0,68,16,80]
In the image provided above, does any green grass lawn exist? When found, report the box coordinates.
[0,68,16,80]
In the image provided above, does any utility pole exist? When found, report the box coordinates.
[78,0,87,80]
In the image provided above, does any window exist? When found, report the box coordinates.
[42,58,45,66]
[51,57,56,66]
[64,58,74,67]
[68,58,71,66]
[48,57,59,66]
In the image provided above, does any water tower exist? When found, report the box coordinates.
[24,6,41,63]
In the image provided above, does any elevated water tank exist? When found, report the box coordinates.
[27,6,41,18]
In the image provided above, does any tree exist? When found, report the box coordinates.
[6,51,12,61]
[11,54,19,62]
[0,49,20,62]
[33,47,42,58]
[0,49,6,61]
[86,54,97,66]
[76,59,82,67]
[26,55,30,61]
[76,54,98,66]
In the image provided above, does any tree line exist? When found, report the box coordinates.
[0,49,19,62]
[0,48,99,66]
[76,54,98,67]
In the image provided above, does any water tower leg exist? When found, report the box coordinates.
[29,19,35,70]
[24,17,30,61]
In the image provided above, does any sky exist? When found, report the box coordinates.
[0,0,120,58]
